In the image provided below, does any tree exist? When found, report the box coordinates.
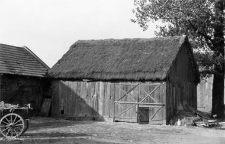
[132,0,224,118]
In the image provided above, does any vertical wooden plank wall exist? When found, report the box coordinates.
[51,80,167,122]
[51,80,114,119]
[51,80,59,117]
[166,80,197,122]
[165,44,198,121]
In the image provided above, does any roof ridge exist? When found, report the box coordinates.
[75,36,182,42]
[0,43,24,49]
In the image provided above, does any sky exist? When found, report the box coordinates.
[0,0,157,68]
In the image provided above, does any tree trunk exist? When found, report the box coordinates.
[212,72,224,118]
[211,0,224,119]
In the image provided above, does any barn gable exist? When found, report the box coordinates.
[49,35,199,82]
[167,38,200,84]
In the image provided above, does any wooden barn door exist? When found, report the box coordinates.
[113,82,165,124]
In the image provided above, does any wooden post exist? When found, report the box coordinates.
[99,82,104,116]
[137,83,140,122]
[107,83,110,117]
[113,83,116,122]
[162,82,167,125]
[0,74,1,101]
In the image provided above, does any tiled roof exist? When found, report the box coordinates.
[0,44,49,77]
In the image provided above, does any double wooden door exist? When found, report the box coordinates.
[113,82,166,123]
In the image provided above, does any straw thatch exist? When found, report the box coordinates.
[49,35,197,81]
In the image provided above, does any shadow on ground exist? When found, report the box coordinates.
[23,132,89,137]
[0,132,118,144]
[28,117,96,131]
[0,138,119,144]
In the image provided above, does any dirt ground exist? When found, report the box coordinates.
[0,117,225,144]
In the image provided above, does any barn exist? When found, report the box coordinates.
[0,43,50,113]
[48,35,200,124]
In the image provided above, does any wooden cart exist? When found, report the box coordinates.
[0,103,32,138]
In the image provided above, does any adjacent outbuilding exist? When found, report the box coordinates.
[48,35,200,124]
[0,44,50,112]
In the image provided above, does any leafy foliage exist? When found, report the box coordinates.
[132,0,224,118]
[132,0,224,77]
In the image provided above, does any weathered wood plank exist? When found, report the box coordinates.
[41,98,51,117]
[0,74,1,101]
[114,101,164,106]
[99,82,104,116]
[162,82,166,124]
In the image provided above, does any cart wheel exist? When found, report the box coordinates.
[0,113,25,138]
[21,119,29,135]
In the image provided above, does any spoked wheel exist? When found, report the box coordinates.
[21,119,29,135]
[0,113,25,138]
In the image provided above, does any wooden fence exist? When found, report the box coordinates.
[197,76,225,112]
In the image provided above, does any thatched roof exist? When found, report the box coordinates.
[48,35,198,81]
[0,44,49,77]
